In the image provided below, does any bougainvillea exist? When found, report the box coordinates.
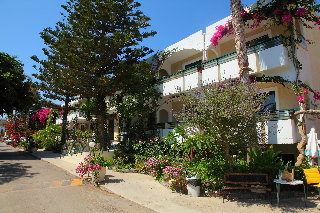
[294,88,320,103]
[313,91,320,100]
[210,0,320,46]
[210,22,233,46]
[75,153,108,179]
[3,117,33,147]
[296,95,305,103]
[31,108,50,126]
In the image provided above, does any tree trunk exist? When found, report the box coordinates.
[292,109,320,117]
[61,96,70,147]
[295,123,307,166]
[224,142,233,169]
[295,102,307,166]
[95,96,108,149]
[231,0,250,83]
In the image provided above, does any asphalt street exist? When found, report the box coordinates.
[0,142,154,213]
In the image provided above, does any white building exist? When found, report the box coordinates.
[155,6,320,161]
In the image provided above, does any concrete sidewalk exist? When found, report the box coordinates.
[30,150,320,213]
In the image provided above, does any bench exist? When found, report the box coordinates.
[222,173,271,202]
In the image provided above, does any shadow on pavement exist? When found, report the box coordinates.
[0,161,39,185]
[103,174,124,184]
[224,191,318,212]
[0,151,37,161]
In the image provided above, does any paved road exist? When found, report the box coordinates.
[0,142,155,213]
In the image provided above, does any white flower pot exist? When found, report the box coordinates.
[186,174,201,197]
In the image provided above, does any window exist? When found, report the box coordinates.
[260,91,277,112]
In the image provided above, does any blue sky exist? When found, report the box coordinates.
[0,0,257,78]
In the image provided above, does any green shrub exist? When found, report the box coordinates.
[74,129,93,139]
[187,158,227,192]
[33,124,62,152]
[112,149,135,168]
[248,146,284,178]
[133,137,168,158]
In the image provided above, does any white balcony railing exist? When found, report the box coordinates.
[159,36,287,96]
[155,109,300,145]
[160,66,201,96]
[258,109,300,144]
[265,119,300,144]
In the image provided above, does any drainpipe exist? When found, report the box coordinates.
[202,32,207,61]
[200,32,207,87]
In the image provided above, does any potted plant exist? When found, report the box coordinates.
[75,152,108,184]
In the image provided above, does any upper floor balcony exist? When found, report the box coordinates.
[158,36,290,96]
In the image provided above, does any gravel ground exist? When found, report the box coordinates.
[25,145,320,213]
[102,169,320,213]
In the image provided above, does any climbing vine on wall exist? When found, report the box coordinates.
[253,75,320,104]
[211,0,320,167]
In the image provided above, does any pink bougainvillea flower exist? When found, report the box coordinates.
[210,22,233,46]
[296,95,305,103]
[313,91,320,100]
[250,12,265,28]
[252,13,260,20]
[302,88,309,94]
[32,108,51,125]
[216,25,225,32]
[241,9,248,17]
[281,11,293,23]
[295,8,308,17]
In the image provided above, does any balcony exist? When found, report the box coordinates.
[203,36,287,81]
[259,109,301,144]
[159,36,288,96]
[155,109,300,145]
[159,66,201,96]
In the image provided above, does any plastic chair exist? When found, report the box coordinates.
[303,168,320,196]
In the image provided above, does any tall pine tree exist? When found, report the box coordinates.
[35,0,156,148]
[32,21,79,146]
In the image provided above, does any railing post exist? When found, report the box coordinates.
[182,71,185,92]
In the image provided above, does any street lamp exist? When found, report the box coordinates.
[89,141,96,148]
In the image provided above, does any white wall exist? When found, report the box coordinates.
[166,30,204,52]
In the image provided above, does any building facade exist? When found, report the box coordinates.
[58,2,320,162]
[155,12,320,162]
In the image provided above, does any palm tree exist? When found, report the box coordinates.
[230,0,251,83]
